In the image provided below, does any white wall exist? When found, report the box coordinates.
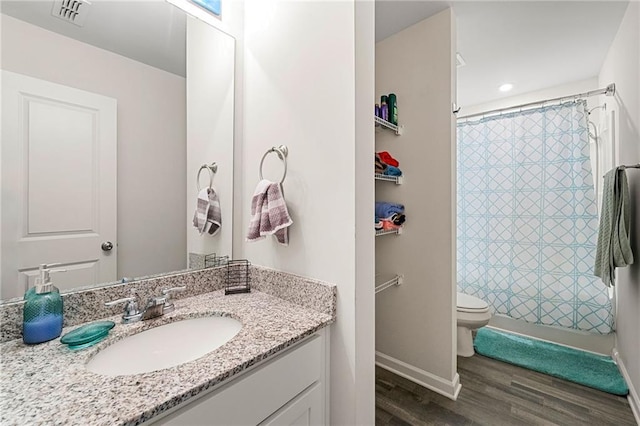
[239,1,374,423]
[0,14,187,280]
[599,2,640,420]
[354,1,376,423]
[462,77,599,117]
[375,9,459,399]
[186,16,235,259]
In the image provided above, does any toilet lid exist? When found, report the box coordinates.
[457,292,489,312]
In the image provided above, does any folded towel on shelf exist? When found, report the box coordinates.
[595,167,634,287]
[375,154,387,174]
[383,165,403,177]
[246,179,293,246]
[375,202,404,219]
[386,213,406,226]
[192,188,222,236]
[381,220,402,231]
[375,215,383,231]
[377,151,399,167]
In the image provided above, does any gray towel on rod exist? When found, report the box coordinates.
[594,167,634,287]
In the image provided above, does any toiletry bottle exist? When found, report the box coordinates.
[375,103,380,118]
[381,95,388,121]
[23,264,64,344]
[388,93,398,125]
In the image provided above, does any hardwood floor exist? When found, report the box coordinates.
[376,354,637,426]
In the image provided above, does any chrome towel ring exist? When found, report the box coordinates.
[197,163,218,191]
[259,145,288,184]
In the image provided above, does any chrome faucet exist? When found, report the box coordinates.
[105,286,186,323]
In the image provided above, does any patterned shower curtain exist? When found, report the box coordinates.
[457,100,614,334]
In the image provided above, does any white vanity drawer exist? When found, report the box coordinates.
[154,334,323,425]
[259,383,323,426]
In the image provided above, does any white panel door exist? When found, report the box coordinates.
[1,70,117,299]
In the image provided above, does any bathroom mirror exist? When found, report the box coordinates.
[0,0,235,301]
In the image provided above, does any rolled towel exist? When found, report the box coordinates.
[375,215,383,231]
[377,151,399,167]
[375,202,404,219]
[383,165,402,176]
[375,154,387,174]
[381,220,401,231]
[386,213,406,226]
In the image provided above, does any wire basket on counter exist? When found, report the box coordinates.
[205,253,229,268]
[225,260,251,295]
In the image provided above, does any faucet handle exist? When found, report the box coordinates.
[161,286,186,295]
[105,296,142,323]
[160,286,186,313]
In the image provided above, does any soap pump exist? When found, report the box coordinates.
[23,264,65,344]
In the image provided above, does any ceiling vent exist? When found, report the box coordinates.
[456,52,466,68]
[51,0,91,27]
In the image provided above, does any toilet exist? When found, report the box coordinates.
[456,292,491,357]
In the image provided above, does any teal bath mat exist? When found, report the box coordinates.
[474,328,628,396]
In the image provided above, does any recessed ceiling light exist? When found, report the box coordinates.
[499,83,514,92]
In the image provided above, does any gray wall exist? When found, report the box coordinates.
[599,1,640,415]
[375,9,459,397]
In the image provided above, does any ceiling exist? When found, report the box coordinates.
[1,0,187,76]
[376,1,629,107]
[2,1,629,105]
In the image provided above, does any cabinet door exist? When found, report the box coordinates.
[259,383,323,426]
[151,335,323,425]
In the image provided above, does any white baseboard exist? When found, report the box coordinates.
[612,349,640,425]
[375,351,461,401]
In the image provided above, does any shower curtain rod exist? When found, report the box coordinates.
[457,83,616,121]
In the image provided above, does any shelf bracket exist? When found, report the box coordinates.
[375,274,404,294]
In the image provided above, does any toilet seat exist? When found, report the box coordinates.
[457,292,489,314]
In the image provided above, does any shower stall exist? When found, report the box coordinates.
[456,85,617,351]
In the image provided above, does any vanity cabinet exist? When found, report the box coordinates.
[151,329,328,425]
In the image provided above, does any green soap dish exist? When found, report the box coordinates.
[61,321,115,351]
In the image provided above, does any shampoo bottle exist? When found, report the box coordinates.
[388,93,398,125]
[380,95,389,121]
[23,264,64,344]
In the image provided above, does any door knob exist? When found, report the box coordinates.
[101,241,114,251]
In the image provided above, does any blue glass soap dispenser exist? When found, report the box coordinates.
[23,264,64,344]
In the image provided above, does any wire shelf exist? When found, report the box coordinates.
[225,259,251,295]
[374,116,403,135]
[374,173,403,184]
[375,228,402,237]
[375,274,404,294]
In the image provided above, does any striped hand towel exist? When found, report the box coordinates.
[205,188,222,236]
[246,179,293,245]
[192,188,222,236]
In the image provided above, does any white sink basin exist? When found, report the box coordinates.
[86,316,242,376]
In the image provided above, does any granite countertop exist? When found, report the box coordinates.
[0,289,334,425]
